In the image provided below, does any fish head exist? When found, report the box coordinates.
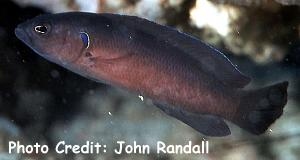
[15,13,86,66]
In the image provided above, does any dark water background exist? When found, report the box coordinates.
[0,0,299,159]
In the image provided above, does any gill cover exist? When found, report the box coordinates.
[80,32,90,49]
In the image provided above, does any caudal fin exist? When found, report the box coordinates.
[232,81,288,135]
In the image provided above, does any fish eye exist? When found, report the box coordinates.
[34,25,48,34]
[80,32,90,49]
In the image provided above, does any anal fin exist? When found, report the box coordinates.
[155,103,231,137]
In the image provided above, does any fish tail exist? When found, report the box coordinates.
[232,81,288,135]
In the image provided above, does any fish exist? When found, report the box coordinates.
[15,12,288,137]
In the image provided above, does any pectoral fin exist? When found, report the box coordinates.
[155,103,231,137]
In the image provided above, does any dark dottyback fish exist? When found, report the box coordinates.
[15,12,288,137]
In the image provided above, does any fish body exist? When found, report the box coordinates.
[15,12,288,136]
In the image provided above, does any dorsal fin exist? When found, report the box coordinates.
[116,15,251,88]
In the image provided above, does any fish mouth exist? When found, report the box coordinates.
[15,26,32,46]
[15,26,47,57]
